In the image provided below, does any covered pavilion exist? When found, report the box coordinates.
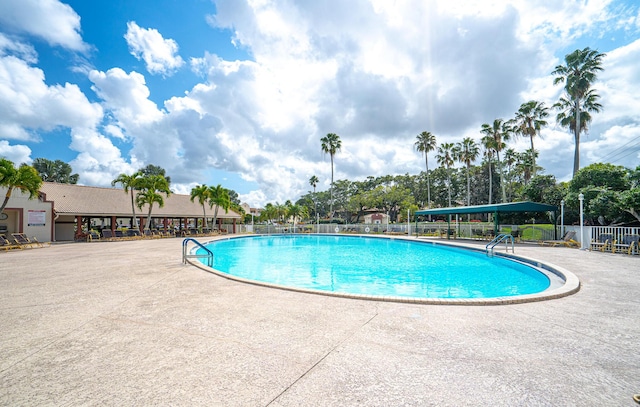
[38,182,242,241]
[415,201,559,239]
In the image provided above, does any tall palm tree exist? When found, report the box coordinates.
[503,148,519,199]
[112,171,143,229]
[309,175,319,192]
[208,184,230,229]
[436,142,455,207]
[554,89,602,170]
[320,133,341,218]
[414,131,437,208]
[480,119,511,203]
[481,136,495,204]
[190,184,210,231]
[453,138,479,206]
[552,47,606,177]
[513,100,549,177]
[309,175,319,218]
[0,158,43,214]
[135,174,171,231]
[516,150,538,185]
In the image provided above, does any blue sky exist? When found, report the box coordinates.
[0,0,639,206]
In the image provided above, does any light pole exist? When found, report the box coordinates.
[560,199,565,238]
[578,193,585,250]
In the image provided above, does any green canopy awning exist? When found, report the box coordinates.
[415,201,557,216]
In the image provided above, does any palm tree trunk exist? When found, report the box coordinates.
[330,155,334,218]
[466,163,471,206]
[573,101,581,177]
[530,135,536,178]
[447,168,452,207]
[0,190,13,214]
[202,204,208,229]
[130,190,138,229]
[145,205,153,231]
[213,206,219,230]
[488,160,493,205]
[496,151,507,203]
[425,156,431,209]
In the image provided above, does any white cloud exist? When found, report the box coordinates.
[0,0,87,52]
[69,128,137,186]
[4,0,637,207]
[0,33,38,63]
[124,22,185,76]
[92,0,632,205]
[0,54,103,141]
[0,140,32,164]
[89,68,164,126]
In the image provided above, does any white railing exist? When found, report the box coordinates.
[240,222,558,241]
[589,226,640,244]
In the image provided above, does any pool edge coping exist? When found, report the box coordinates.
[184,234,581,306]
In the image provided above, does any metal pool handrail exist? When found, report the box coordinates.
[182,238,214,267]
[486,234,515,255]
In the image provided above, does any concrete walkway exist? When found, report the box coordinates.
[0,237,638,406]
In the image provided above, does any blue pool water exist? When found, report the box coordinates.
[199,235,550,299]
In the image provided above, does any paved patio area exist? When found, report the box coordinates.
[1,236,638,406]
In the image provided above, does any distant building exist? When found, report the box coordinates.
[241,203,262,218]
[363,213,389,224]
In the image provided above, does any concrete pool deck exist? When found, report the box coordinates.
[1,236,639,406]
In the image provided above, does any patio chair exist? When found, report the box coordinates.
[126,229,142,239]
[88,230,101,242]
[0,234,22,250]
[157,230,173,238]
[611,234,640,255]
[11,233,44,248]
[101,229,115,241]
[114,230,127,240]
[590,233,613,252]
[540,231,578,247]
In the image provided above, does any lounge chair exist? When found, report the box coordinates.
[0,234,22,250]
[11,233,44,248]
[611,234,640,255]
[590,233,613,252]
[540,231,578,247]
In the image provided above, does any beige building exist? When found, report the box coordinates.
[363,212,390,224]
[0,187,53,243]
[1,183,242,242]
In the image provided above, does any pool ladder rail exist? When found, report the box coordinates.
[182,238,214,267]
[486,234,515,256]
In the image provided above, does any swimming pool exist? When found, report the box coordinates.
[192,235,576,304]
